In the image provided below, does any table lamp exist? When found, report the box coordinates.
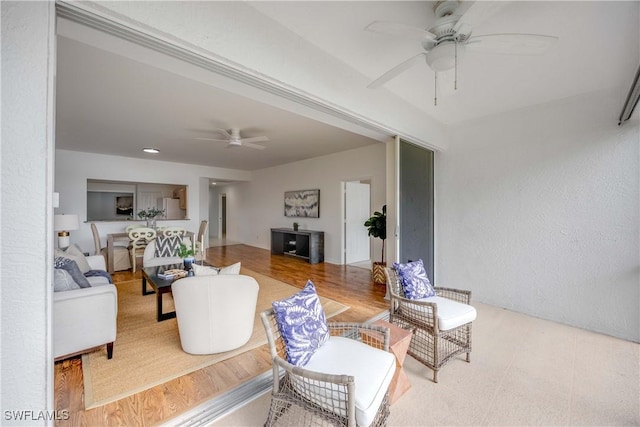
[54,214,79,249]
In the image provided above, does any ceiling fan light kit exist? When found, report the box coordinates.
[365,0,558,106]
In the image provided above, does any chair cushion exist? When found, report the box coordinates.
[191,262,241,276]
[272,280,330,367]
[408,296,477,331]
[304,336,396,427]
[154,235,182,257]
[393,259,435,299]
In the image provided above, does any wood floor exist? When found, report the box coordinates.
[54,244,388,426]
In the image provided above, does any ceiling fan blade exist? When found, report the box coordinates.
[368,53,427,89]
[364,21,436,41]
[453,1,511,33]
[211,128,232,138]
[195,137,229,143]
[242,142,267,150]
[464,34,558,55]
[240,136,269,144]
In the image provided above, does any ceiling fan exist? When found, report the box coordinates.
[365,0,558,103]
[196,127,268,150]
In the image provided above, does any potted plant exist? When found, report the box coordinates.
[137,207,165,228]
[293,222,299,231]
[364,205,387,285]
[177,243,196,275]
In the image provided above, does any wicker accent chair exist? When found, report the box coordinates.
[384,266,476,383]
[261,309,396,427]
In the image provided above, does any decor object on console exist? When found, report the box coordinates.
[293,221,299,231]
[53,253,117,360]
[365,205,387,285]
[284,189,320,218]
[172,274,259,354]
[54,213,79,249]
[384,265,477,383]
[261,282,396,427]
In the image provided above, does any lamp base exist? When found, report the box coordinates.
[57,231,70,249]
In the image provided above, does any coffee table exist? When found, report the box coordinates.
[141,263,190,322]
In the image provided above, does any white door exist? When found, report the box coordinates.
[345,181,371,264]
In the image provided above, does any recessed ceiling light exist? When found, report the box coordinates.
[143,148,160,154]
[210,182,217,186]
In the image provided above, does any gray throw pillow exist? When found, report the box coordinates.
[54,244,91,274]
[54,257,91,288]
[53,269,81,292]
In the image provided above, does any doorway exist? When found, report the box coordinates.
[344,180,371,266]
[219,193,227,239]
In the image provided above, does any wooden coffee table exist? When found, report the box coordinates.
[141,263,188,322]
[372,319,413,404]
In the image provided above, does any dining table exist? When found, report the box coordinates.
[106,229,197,274]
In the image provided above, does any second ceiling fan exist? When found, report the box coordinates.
[196,127,269,150]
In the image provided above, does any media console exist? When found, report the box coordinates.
[271,228,324,264]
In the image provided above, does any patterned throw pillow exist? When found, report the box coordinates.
[154,236,182,257]
[54,257,91,288]
[272,280,330,367]
[393,259,435,299]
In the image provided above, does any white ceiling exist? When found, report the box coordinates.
[55,1,639,171]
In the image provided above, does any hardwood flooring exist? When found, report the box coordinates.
[54,244,388,426]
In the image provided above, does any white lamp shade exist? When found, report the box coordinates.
[54,214,79,232]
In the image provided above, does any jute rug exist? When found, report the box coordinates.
[81,268,349,409]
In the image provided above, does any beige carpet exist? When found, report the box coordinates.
[81,268,349,409]
[211,302,640,426]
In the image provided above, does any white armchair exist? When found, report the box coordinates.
[171,275,259,354]
[53,255,117,360]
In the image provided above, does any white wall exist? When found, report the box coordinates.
[1,1,56,422]
[54,150,250,253]
[223,143,387,264]
[436,89,640,342]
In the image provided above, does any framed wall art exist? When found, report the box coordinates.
[284,189,320,218]
[115,195,134,216]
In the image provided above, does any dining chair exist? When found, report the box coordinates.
[194,220,208,260]
[90,223,131,272]
[128,227,157,273]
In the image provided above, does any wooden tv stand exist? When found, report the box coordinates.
[271,228,324,264]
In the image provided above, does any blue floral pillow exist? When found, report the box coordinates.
[393,259,435,299]
[272,280,330,366]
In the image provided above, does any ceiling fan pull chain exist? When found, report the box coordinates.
[454,41,458,91]
[434,72,438,106]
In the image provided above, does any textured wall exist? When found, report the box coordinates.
[436,89,640,341]
[1,1,55,422]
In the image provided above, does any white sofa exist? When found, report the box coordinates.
[53,255,117,360]
[172,275,259,354]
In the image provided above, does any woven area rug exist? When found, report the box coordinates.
[81,268,349,409]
